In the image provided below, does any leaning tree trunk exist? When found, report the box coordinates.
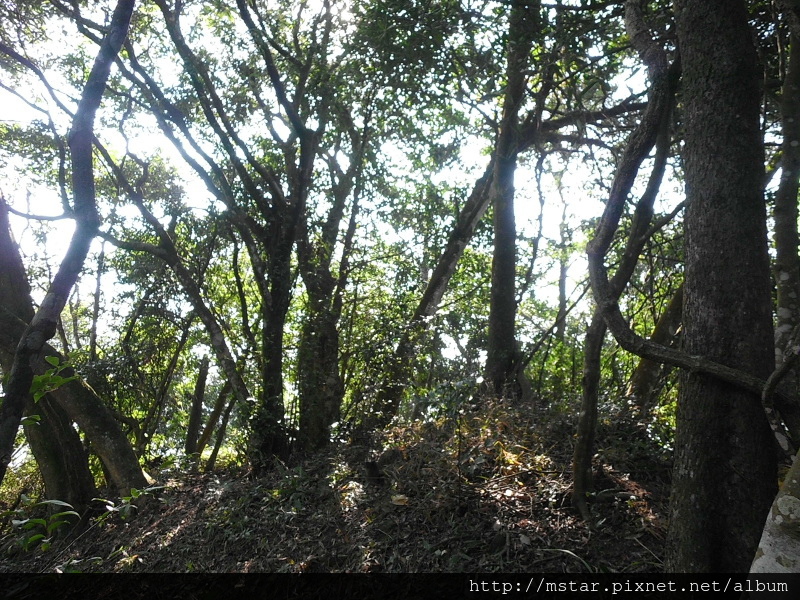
[0,309,149,497]
[1,210,147,506]
[573,0,675,522]
[185,355,209,467]
[23,396,96,519]
[0,213,97,516]
[667,0,777,571]
[374,162,494,425]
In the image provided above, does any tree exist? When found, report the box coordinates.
[574,0,676,521]
[484,0,539,396]
[771,0,800,446]
[665,0,777,571]
[0,0,136,490]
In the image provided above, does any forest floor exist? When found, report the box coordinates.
[0,399,671,573]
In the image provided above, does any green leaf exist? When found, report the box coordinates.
[23,534,45,550]
[47,520,69,534]
[38,499,75,509]
[23,518,47,529]
[21,414,41,426]
[44,355,60,367]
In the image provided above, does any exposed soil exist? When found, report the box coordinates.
[0,401,670,573]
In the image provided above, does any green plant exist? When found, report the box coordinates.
[2,497,79,552]
[94,485,163,523]
[55,556,103,573]
[29,356,79,403]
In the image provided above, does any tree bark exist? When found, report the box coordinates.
[666,0,776,571]
[23,395,96,519]
[751,449,800,572]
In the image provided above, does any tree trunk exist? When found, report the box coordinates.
[253,241,293,466]
[667,0,776,571]
[206,390,237,472]
[89,243,105,362]
[374,162,494,424]
[773,31,800,439]
[485,0,539,397]
[297,304,343,450]
[0,0,135,489]
[575,0,675,522]
[571,311,606,521]
[0,311,149,496]
[185,355,208,464]
[197,379,231,456]
[296,139,364,451]
[23,396,96,519]
[1,201,147,499]
[0,201,95,514]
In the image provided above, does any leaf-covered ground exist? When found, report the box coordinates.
[0,400,670,573]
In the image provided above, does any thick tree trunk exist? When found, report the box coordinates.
[253,244,293,465]
[296,146,363,451]
[667,0,776,572]
[0,310,149,497]
[23,396,96,518]
[297,305,343,450]
[0,202,95,515]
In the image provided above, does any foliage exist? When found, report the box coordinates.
[29,356,79,403]
[1,497,79,553]
[93,485,164,524]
